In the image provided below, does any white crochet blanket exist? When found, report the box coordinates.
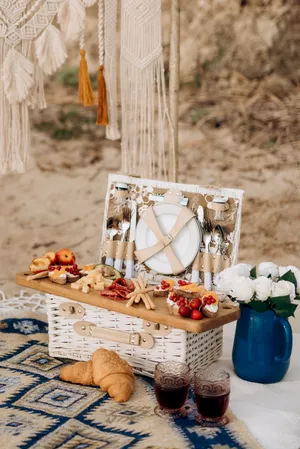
[222,323,300,449]
[1,292,299,449]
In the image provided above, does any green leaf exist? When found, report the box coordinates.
[250,266,257,279]
[248,300,269,313]
[269,295,297,318]
[279,270,297,290]
[274,304,297,318]
[269,295,291,307]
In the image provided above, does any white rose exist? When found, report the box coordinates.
[215,276,235,293]
[218,264,253,280]
[257,262,279,280]
[215,269,236,292]
[271,280,296,301]
[278,266,300,295]
[286,266,300,295]
[278,266,288,277]
[253,276,272,301]
[215,264,253,292]
[234,263,253,278]
[230,277,255,302]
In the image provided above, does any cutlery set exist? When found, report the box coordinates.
[114,206,131,272]
[192,217,230,289]
[104,180,233,283]
[105,192,137,278]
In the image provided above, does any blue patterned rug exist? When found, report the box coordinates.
[0,314,262,449]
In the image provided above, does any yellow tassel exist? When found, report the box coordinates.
[78,49,95,107]
[96,65,109,126]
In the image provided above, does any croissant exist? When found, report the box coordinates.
[59,348,135,403]
[92,348,135,403]
[60,360,95,386]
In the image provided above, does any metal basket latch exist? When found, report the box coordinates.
[59,303,85,318]
[142,321,172,336]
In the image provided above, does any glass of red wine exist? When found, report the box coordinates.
[194,368,230,426]
[154,361,190,418]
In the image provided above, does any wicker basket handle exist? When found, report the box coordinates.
[73,321,154,349]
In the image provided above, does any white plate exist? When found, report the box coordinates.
[135,203,201,275]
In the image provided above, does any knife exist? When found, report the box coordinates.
[191,205,204,283]
[125,200,137,279]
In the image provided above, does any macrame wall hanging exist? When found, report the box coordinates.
[119,0,174,180]
[0,0,179,181]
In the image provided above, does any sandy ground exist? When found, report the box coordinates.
[1,1,300,327]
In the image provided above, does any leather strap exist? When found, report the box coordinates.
[74,321,154,349]
[135,206,195,274]
[193,253,231,273]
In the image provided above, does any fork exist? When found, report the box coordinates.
[203,218,213,290]
[105,217,119,266]
[114,206,131,272]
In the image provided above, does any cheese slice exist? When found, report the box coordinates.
[203,291,219,303]
[187,285,207,294]
[178,283,197,291]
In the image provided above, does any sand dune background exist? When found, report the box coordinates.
[0,0,300,328]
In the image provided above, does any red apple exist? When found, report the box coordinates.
[179,306,191,318]
[190,310,203,320]
[43,251,57,265]
[56,248,76,266]
[190,298,202,310]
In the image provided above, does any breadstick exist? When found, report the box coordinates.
[126,296,137,308]
[131,278,140,289]
[138,275,156,310]
[126,277,155,310]
[134,277,150,309]
[131,279,142,303]
[127,279,140,300]
[138,275,145,289]
[126,287,155,298]
[146,293,156,310]
[141,293,151,310]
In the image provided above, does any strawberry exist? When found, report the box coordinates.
[190,297,202,310]
[190,310,203,320]
[179,306,191,318]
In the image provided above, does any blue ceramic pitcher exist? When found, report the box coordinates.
[232,305,293,383]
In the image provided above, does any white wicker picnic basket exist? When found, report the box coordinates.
[46,174,244,378]
[47,295,223,377]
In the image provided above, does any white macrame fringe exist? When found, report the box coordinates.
[3,48,34,104]
[120,0,171,180]
[0,0,84,175]
[30,64,47,110]
[104,0,120,141]
[0,42,33,174]
[35,24,67,75]
[58,0,85,42]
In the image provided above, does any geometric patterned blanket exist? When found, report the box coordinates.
[0,313,262,449]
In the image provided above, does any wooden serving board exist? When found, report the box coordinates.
[16,272,240,333]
